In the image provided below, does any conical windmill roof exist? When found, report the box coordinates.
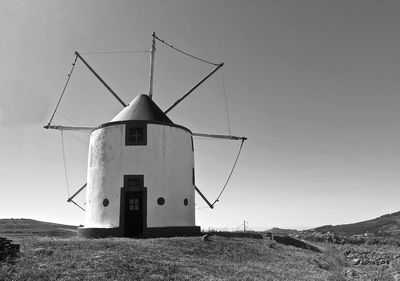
[111,94,173,124]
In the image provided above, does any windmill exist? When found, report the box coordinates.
[44,33,246,238]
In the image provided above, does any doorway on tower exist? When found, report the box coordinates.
[120,175,146,237]
[125,191,143,237]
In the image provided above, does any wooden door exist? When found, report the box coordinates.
[125,191,143,237]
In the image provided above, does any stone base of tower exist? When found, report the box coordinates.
[144,226,201,238]
[77,226,201,238]
[77,227,121,238]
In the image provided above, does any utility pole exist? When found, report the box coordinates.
[242,220,248,232]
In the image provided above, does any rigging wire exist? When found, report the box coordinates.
[60,131,70,198]
[54,112,91,146]
[79,50,150,55]
[47,54,78,126]
[56,111,80,126]
[70,199,86,211]
[211,139,245,207]
[64,131,89,148]
[221,68,231,135]
[155,35,220,66]
[61,131,86,211]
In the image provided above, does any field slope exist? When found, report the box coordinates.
[313,211,400,238]
[0,218,77,238]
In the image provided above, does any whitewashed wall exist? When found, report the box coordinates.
[84,123,195,229]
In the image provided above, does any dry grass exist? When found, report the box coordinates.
[1,236,331,281]
[1,235,399,280]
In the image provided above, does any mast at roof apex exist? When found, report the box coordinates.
[148,32,156,99]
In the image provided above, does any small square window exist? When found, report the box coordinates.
[126,123,147,146]
[129,127,143,142]
[128,198,140,211]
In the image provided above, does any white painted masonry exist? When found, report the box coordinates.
[84,122,195,229]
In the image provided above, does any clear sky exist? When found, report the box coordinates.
[1,0,400,230]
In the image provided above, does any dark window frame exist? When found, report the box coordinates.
[125,123,147,146]
[124,175,144,189]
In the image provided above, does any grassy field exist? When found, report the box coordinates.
[1,235,399,281]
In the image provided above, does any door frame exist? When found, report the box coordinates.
[119,175,147,237]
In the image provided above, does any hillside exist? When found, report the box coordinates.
[0,218,77,238]
[312,211,400,238]
[264,227,300,235]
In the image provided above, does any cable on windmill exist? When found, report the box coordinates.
[79,50,150,55]
[164,63,224,114]
[56,111,80,126]
[155,34,225,114]
[211,138,246,207]
[191,133,246,208]
[60,130,70,198]
[155,35,220,66]
[64,131,89,147]
[46,54,78,127]
[61,131,87,211]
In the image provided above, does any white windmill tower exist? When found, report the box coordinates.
[45,33,246,238]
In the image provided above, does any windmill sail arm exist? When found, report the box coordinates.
[75,51,127,107]
[67,183,87,203]
[192,132,247,141]
[164,63,224,114]
[43,125,96,131]
[194,185,214,209]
